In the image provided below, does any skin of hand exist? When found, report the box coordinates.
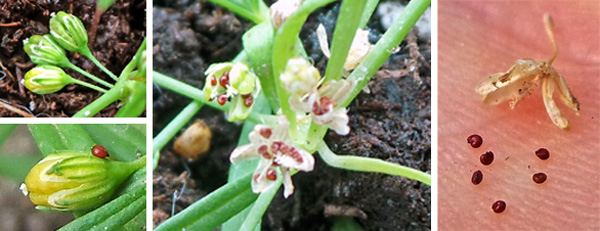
[438,1,600,230]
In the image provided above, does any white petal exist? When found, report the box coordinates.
[317,24,331,58]
[249,124,272,145]
[288,92,316,113]
[230,144,259,164]
[251,159,276,194]
[271,116,290,140]
[319,80,355,105]
[313,108,350,135]
[282,169,295,198]
[274,146,314,172]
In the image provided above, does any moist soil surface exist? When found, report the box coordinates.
[0,0,145,117]
[153,1,431,230]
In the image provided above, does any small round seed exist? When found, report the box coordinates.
[91,144,109,158]
[532,172,547,184]
[535,148,550,160]
[244,96,253,107]
[492,200,506,213]
[210,76,217,86]
[480,151,494,165]
[471,170,483,185]
[266,169,277,181]
[219,72,229,87]
[217,94,228,105]
[467,134,482,148]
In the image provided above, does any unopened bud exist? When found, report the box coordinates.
[23,65,73,94]
[49,11,88,52]
[23,34,68,66]
[280,57,320,97]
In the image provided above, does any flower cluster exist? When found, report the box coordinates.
[281,57,355,135]
[203,62,260,121]
[230,116,314,198]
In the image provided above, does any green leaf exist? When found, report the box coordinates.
[323,0,367,82]
[58,186,146,231]
[28,124,95,156]
[243,21,279,111]
[82,124,146,162]
[154,173,258,231]
[0,153,40,182]
[0,124,17,147]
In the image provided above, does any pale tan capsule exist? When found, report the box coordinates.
[476,14,579,129]
[173,120,212,160]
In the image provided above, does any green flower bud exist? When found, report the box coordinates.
[280,57,321,97]
[229,62,256,95]
[23,65,74,94]
[49,11,88,52]
[23,34,68,66]
[20,152,145,212]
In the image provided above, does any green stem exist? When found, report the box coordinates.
[70,78,108,93]
[63,61,114,88]
[152,100,203,170]
[238,177,281,231]
[80,46,119,81]
[317,141,431,186]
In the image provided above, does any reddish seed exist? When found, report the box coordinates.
[266,169,277,181]
[532,172,547,184]
[219,72,229,87]
[467,134,482,148]
[258,145,269,158]
[242,94,251,99]
[492,200,506,213]
[312,101,323,115]
[217,94,228,105]
[471,170,483,185]
[271,141,282,153]
[535,148,550,160]
[210,76,217,86]
[91,144,109,158]
[480,151,494,165]
[259,127,272,139]
[244,96,253,107]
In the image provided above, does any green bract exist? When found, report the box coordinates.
[23,34,68,66]
[49,11,88,52]
[20,152,144,212]
[23,65,73,94]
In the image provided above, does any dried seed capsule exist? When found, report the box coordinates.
[91,144,109,158]
[471,170,483,185]
[535,148,550,160]
[467,134,482,148]
[532,172,547,184]
[480,151,494,165]
[492,200,506,213]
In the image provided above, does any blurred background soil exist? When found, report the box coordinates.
[0,0,145,117]
[153,0,431,230]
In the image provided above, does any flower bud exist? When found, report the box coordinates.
[20,152,144,212]
[270,0,302,29]
[280,57,321,97]
[23,34,68,66]
[49,11,89,52]
[229,62,256,95]
[23,65,74,94]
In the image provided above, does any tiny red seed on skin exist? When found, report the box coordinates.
[91,144,109,158]
[471,170,483,185]
[266,169,277,181]
[480,151,494,165]
[217,95,228,105]
[492,200,506,213]
[467,134,482,148]
[535,148,550,160]
[533,172,547,184]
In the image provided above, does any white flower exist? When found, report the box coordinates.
[230,116,314,198]
[270,0,302,29]
[317,23,372,70]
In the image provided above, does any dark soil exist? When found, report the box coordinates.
[153,1,431,230]
[0,0,145,117]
